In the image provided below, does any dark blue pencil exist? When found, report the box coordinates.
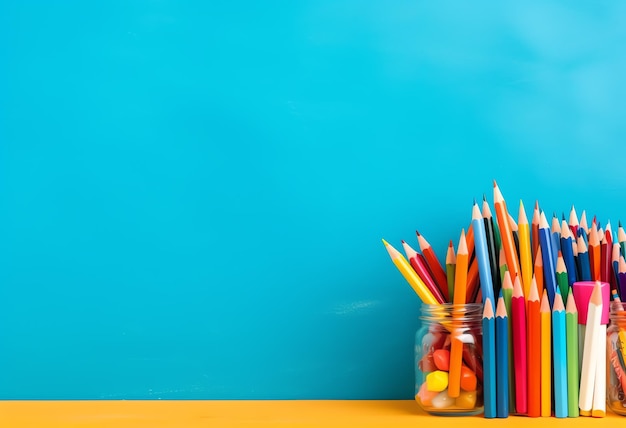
[539,212,558,305]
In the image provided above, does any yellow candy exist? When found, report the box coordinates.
[426,370,449,392]
[431,390,454,409]
[455,390,477,409]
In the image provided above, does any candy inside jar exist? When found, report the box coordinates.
[607,302,626,416]
[415,303,484,416]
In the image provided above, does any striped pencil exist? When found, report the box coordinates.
[552,290,568,418]
[512,276,527,414]
[526,281,541,417]
[496,294,510,418]
[566,290,579,417]
[483,298,497,418]
[540,290,552,417]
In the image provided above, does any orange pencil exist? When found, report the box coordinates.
[449,230,468,398]
[445,240,456,302]
[416,231,449,301]
[494,181,521,281]
[527,281,541,417]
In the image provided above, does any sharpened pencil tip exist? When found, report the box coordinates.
[483,194,486,201]
[493,179,497,187]
[415,230,420,237]
[382,239,389,246]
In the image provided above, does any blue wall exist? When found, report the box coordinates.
[2,1,626,399]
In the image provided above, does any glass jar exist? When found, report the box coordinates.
[608,301,626,416]
[415,303,484,416]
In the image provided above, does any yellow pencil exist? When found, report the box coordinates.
[518,201,533,300]
[382,239,439,305]
[540,289,552,417]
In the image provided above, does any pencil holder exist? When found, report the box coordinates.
[608,301,626,416]
[415,303,484,416]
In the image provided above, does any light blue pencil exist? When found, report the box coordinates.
[552,290,568,418]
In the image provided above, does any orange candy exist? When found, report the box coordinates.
[460,366,477,391]
[432,349,450,371]
[417,382,439,407]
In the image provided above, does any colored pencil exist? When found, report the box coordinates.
[619,256,626,300]
[448,230,468,398]
[445,240,456,302]
[600,232,611,285]
[552,290,568,418]
[466,257,480,304]
[551,214,562,268]
[556,251,569,299]
[593,321,607,417]
[494,181,521,281]
[579,281,603,416]
[472,201,494,304]
[618,220,626,259]
[509,212,520,258]
[577,234,591,281]
[539,211,558,306]
[483,298,497,418]
[569,205,579,239]
[499,246,508,285]
[588,223,600,281]
[566,290,579,417]
[501,271,516,412]
[518,201,533,301]
[483,196,501,297]
[401,241,446,304]
[382,240,439,304]
[580,210,589,235]
[511,276,527,414]
[612,243,620,292]
[532,201,540,260]
[496,294,510,418]
[534,246,544,296]
[560,220,578,286]
[540,290,551,417]
[416,231,449,301]
[526,281,541,417]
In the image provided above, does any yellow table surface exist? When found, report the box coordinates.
[0,400,622,427]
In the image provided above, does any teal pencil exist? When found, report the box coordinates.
[495,294,509,418]
[552,290,568,418]
[501,271,515,413]
[483,298,496,418]
[566,290,579,417]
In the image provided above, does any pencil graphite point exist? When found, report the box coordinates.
[382,238,389,246]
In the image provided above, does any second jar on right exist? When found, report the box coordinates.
[608,300,626,416]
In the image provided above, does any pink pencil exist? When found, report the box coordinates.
[512,276,528,414]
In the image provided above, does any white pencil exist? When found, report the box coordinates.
[579,281,603,416]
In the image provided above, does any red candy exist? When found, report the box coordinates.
[433,349,450,371]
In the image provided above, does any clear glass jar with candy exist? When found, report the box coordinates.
[608,301,626,416]
[415,303,484,416]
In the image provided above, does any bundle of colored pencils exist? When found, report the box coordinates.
[383,181,625,418]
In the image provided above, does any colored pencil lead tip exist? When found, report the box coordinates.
[473,197,476,205]
[493,179,497,187]
[483,194,486,201]
[401,239,406,244]
[535,200,539,209]
[382,239,389,246]
[415,230,421,237]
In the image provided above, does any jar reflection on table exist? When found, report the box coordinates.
[415,303,484,416]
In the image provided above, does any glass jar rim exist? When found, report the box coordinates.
[419,302,484,323]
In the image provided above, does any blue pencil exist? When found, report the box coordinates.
[495,294,509,418]
[483,298,496,418]
[577,235,591,281]
[560,220,577,286]
[540,211,558,305]
[552,290,568,418]
[550,214,561,268]
[473,201,495,304]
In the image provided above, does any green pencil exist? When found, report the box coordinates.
[566,290,579,417]
[556,252,569,299]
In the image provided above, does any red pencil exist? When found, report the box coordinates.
[527,282,541,417]
[588,223,600,281]
[416,231,449,301]
[512,276,528,414]
[401,241,445,304]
